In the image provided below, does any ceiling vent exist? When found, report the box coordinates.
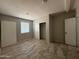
[42,0,48,4]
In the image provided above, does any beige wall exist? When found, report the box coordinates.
[0,14,34,47]
[75,0,79,46]
[0,48,1,54]
[0,14,33,41]
[49,10,76,43]
[0,16,1,47]
[76,0,79,17]
[1,20,17,47]
[34,15,50,43]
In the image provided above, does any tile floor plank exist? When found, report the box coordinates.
[0,40,79,59]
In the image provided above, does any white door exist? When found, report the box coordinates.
[65,18,76,46]
[1,20,17,47]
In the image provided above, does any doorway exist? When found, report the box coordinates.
[65,18,76,46]
[40,22,46,40]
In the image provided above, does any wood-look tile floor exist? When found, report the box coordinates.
[0,39,79,59]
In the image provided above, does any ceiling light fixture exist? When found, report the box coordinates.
[26,13,29,15]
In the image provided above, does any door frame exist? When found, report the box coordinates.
[65,18,77,46]
[39,22,46,40]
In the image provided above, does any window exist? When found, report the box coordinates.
[21,22,29,33]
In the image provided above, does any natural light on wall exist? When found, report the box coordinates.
[21,22,29,33]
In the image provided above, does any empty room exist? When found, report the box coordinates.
[0,0,79,59]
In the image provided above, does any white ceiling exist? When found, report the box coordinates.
[0,0,67,20]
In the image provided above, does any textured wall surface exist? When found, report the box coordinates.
[0,14,34,47]
[1,20,17,47]
[49,10,76,43]
[34,15,50,43]
[0,16,1,47]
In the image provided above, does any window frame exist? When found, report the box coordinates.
[20,22,30,34]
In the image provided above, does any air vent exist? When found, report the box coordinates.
[42,0,48,4]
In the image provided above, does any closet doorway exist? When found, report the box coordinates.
[40,22,46,40]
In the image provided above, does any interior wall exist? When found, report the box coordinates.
[0,16,1,47]
[34,15,50,43]
[0,14,34,42]
[75,0,79,47]
[49,10,76,43]
[1,20,17,47]
[17,19,33,40]
[76,0,79,17]
[77,17,79,46]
